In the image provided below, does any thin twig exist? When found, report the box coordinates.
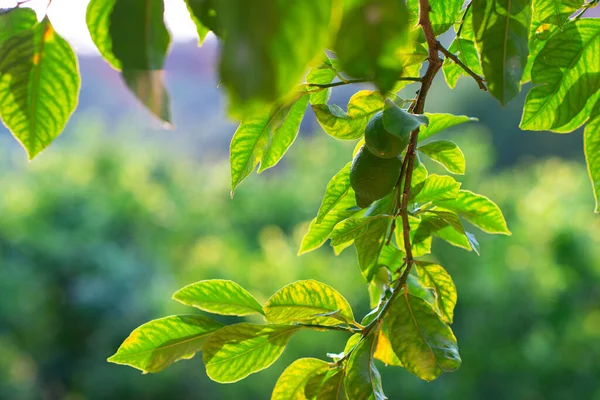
[306,76,422,90]
[437,41,487,91]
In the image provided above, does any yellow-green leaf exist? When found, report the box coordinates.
[344,334,386,400]
[411,174,461,203]
[388,291,461,381]
[442,38,483,89]
[0,7,37,45]
[172,279,264,316]
[271,358,330,400]
[418,113,478,142]
[418,140,466,175]
[533,0,583,29]
[108,315,223,373]
[264,280,355,326]
[374,324,402,367]
[415,262,458,324]
[203,323,299,383]
[0,18,80,159]
[316,162,352,224]
[584,106,600,213]
[330,215,392,246]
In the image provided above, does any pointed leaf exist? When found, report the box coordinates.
[344,334,386,400]
[356,217,391,281]
[415,262,458,324]
[584,106,600,213]
[203,323,300,383]
[520,19,600,132]
[418,140,466,175]
[388,291,461,381]
[172,280,264,316]
[411,174,461,203]
[184,0,211,45]
[264,280,355,326]
[108,315,223,373]
[418,113,478,142]
[473,0,531,104]
[0,18,80,159]
[316,163,352,224]
[306,58,338,105]
[330,215,392,246]
[271,358,330,400]
[312,91,385,140]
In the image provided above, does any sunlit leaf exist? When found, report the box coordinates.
[434,190,511,235]
[584,105,600,213]
[172,279,264,316]
[0,18,80,159]
[264,280,355,326]
[306,57,338,105]
[203,323,300,383]
[330,215,392,246]
[108,315,223,373]
[0,7,37,45]
[418,140,466,175]
[415,262,458,324]
[271,358,330,400]
[411,174,461,203]
[395,215,432,257]
[520,19,600,132]
[407,0,464,35]
[418,113,478,141]
[374,324,402,367]
[533,0,583,29]
[312,91,385,140]
[382,100,428,139]
[388,291,461,381]
[442,38,483,89]
[344,334,386,400]
[314,369,345,400]
[184,0,211,45]
[317,163,352,224]
[473,0,531,104]
[356,217,391,281]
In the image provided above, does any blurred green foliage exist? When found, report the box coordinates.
[1,114,600,399]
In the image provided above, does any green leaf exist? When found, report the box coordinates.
[0,7,37,45]
[312,91,385,140]
[316,163,352,224]
[395,216,432,258]
[271,358,330,400]
[314,369,345,400]
[418,140,466,175]
[418,113,478,142]
[87,0,172,123]
[230,93,308,191]
[355,217,391,281]
[217,0,332,113]
[584,106,600,213]
[533,0,583,28]
[407,0,464,35]
[520,19,600,132]
[344,334,386,400]
[184,0,211,45]
[299,188,358,255]
[264,280,355,326]
[382,100,428,139]
[473,0,531,104]
[421,208,476,252]
[108,315,223,373]
[411,174,461,203]
[330,215,392,246]
[415,262,458,324]
[203,323,300,383]
[388,291,461,381]
[442,38,483,89]
[334,0,409,92]
[434,190,511,235]
[374,324,403,367]
[306,58,338,105]
[172,280,264,317]
[0,18,80,159]
[378,243,405,270]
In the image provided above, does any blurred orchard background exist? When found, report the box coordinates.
[1,2,600,399]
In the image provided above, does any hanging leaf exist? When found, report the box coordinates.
[374,324,403,367]
[520,19,600,132]
[264,280,355,326]
[172,280,264,316]
[316,163,352,224]
[418,140,466,175]
[584,105,600,213]
[0,18,80,159]
[344,334,387,400]
[473,0,531,105]
[415,262,458,324]
[330,215,392,246]
[382,100,428,139]
[183,0,211,44]
[442,38,483,89]
[271,358,331,400]
[306,57,338,105]
[108,315,223,373]
[410,174,461,203]
[356,217,391,281]
[388,291,461,381]
[418,113,478,141]
[203,323,300,383]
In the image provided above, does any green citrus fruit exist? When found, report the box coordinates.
[365,112,409,159]
[350,145,402,208]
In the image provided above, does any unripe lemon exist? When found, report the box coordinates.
[350,145,402,208]
[365,112,409,159]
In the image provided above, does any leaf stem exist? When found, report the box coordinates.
[297,323,362,333]
[437,41,487,91]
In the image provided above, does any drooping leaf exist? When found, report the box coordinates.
[0,18,80,159]
[183,0,211,45]
[344,334,386,400]
[434,190,511,235]
[442,38,483,89]
[382,100,428,139]
[418,140,466,175]
[172,280,264,316]
[356,217,391,281]
[217,0,332,113]
[317,163,352,224]
[108,315,223,373]
[584,105,600,213]
[87,0,172,123]
[418,113,478,142]
[330,215,392,246]
[411,174,461,203]
[230,93,308,191]
[388,291,461,381]
[299,189,358,255]
[314,369,345,400]
[520,19,600,132]
[473,0,531,104]
[312,91,385,140]
[203,323,300,383]
[0,7,37,45]
[421,208,476,252]
[415,262,458,324]
[264,280,355,326]
[271,358,330,400]
[533,0,583,29]
[374,324,403,367]
[334,0,409,92]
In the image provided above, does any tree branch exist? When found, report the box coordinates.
[306,76,422,90]
[437,41,487,91]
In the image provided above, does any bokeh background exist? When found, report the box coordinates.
[2,3,600,400]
